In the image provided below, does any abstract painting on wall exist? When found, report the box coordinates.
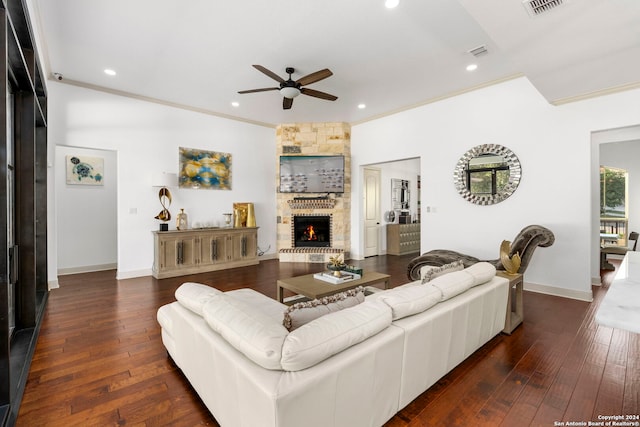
[66,155,104,185]
[179,147,232,190]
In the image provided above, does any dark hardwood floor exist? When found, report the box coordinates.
[16,256,638,426]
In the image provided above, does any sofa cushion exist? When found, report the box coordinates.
[429,270,474,301]
[203,293,288,370]
[280,299,392,371]
[283,286,365,331]
[421,260,464,283]
[464,262,496,286]
[175,282,222,316]
[226,288,287,323]
[379,284,443,320]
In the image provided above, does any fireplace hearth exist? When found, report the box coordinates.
[292,215,331,248]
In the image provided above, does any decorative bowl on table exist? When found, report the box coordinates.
[327,255,347,277]
[326,263,345,277]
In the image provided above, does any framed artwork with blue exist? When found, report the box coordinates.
[178,147,232,190]
[65,155,104,185]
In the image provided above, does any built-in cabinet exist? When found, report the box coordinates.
[386,223,420,255]
[1,2,48,425]
[153,228,259,279]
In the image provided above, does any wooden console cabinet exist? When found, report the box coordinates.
[152,227,258,279]
[386,223,421,255]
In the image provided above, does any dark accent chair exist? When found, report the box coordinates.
[407,225,555,281]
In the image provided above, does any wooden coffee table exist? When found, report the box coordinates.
[276,271,391,303]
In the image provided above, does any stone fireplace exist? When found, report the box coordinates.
[276,123,351,263]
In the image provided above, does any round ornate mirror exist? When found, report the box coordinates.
[453,144,521,205]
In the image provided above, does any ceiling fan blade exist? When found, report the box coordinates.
[238,87,279,94]
[253,65,285,83]
[300,88,338,101]
[283,97,293,110]
[296,69,333,86]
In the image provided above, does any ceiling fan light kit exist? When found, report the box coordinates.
[239,65,338,110]
[280,86,301,99]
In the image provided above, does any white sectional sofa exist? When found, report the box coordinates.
[157,262,509,427]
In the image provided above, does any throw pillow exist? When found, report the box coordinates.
[421,260,464,284]
[283,286,365,331]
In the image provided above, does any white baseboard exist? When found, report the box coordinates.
[118,256,275,280]
[591,276,602,286]
[524,281,593,302]
[58,263,117,276]
[116,268,153,280]
[48,279,60,290]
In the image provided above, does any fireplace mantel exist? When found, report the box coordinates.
[287,199,337,209]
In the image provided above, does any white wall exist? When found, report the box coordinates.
[47,82,277,280]
[351,77,640,301]
[55,145,117,273]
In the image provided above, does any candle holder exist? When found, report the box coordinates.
[223,213,233,228]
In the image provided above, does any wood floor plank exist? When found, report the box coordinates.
[15,256,640,427]
[476,332,569,425]
[624,332,640,415]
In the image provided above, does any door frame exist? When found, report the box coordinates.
[363,167,382,257]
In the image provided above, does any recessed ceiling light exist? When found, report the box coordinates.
[466,64,478,72]
[231,101,239,107]
[358,104,366,109]
[385,0,399,9]
[104,69,116,76]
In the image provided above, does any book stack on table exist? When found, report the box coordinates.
[313,271,362,284]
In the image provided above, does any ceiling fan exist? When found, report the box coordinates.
[238,65,338,110]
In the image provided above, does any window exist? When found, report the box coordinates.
[600,166,627,218]
[600,166,628,240]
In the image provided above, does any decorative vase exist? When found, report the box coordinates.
[234,208,242,228]
[246,203,256,227]
[223,213,232,228]
[327,264,345,277]
[176,208,189,230]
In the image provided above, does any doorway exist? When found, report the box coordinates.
[591,125,640,282]
[364,167,381,257]
[55,146,118,275]
[360,157,421,257]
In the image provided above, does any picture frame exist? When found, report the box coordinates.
[66,155,104,185]
[179,147,232,190]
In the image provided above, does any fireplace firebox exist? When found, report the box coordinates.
[292,215,331,247]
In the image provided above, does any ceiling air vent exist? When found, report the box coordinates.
[523,0,565,17]
[468,45,488,57]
